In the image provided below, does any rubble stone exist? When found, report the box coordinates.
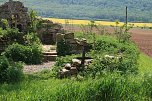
[58,69,71,78]
[70,67,78,75]
[64,63,71,70]
[72,59,81,67]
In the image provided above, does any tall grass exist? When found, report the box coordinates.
[138,54,152,74]
[0,70,151,101]
[0,53,152,101]
[0,32,151,100]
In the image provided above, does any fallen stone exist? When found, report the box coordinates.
[58,69,70,78]
[70,67,78,75]
[64,63,71,70]
[72,59,81,67]
[85,59,93,65]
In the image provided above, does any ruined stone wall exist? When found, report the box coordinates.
[0,0,30,32]
[37,19,64,44]
[56,33,87,54]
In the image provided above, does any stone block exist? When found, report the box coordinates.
[56,33,64,42]
[64,33,74,39]
[70,67,78,75]
[64,63,71,70]
[58,69,71,78]
[72,59,81,67]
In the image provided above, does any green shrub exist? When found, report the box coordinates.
[0,56,23,83]
[0,28,25,44]
[88,36,140,75]
[3,43,42,64]
[23,32,42,46]
[57,40,70,56]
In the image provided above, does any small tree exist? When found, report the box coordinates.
[88,20,97,50]
[29,10,38,32]
[114,22,133,43]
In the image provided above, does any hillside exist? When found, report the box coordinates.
[0,0,152,22]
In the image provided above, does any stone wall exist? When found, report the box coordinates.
[37,19,64,44]
[56,32,88,54]
[0,0,30,32]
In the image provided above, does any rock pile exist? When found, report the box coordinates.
[58,58,93,78]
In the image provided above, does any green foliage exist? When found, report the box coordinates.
[114,23,133,42]
[57,40,70,56]
[0,56,23,83]
[28,10,39,32]
[23,32,42,45]
[1,19,9,29]
[3,43,42,65]
[89,36,139,75]
[0,27,25,44]
[0,71,151,100]
[0,53,151,100]
[55,35,139,78]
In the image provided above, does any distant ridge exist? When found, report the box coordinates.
[0,0,152,22]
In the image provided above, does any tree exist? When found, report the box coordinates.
[29,10,38,32]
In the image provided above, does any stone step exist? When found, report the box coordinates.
[43,52,57,55]
[43,55,57,62]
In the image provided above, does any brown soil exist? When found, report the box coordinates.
[23,62,55,74]
[64,25,152,58]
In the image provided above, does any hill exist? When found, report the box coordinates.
[0,0,152,22]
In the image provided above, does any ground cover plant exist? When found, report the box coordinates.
[0,7,151,100]
[0,35,151,100]
[3,43,42,65]
[0,53,151,100]
[0,56,23,83]
[0,11,43,65]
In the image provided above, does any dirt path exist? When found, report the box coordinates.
[23,62,55,74]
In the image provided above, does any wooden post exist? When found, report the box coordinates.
[126,6,128,25]
[81,44,86,68]
[81,39,87,70]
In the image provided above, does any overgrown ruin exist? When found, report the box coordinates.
[0,0,30,32]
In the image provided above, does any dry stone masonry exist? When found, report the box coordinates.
[37,19,64,44]
[56,32,89,54]
[0,0,30,32]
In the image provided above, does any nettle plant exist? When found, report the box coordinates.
[114,20,134,43]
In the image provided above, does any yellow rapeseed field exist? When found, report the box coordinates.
[44,18,152,27]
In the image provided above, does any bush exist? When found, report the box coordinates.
[88,36,139,75]
[0,56,23,83]
[0,28,25,44]
[3,43,42,64]
[23,32,42,46]
[57,40,70,56]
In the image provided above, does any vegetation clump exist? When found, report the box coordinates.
[3,43,42,65]
[0,56,23,83]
